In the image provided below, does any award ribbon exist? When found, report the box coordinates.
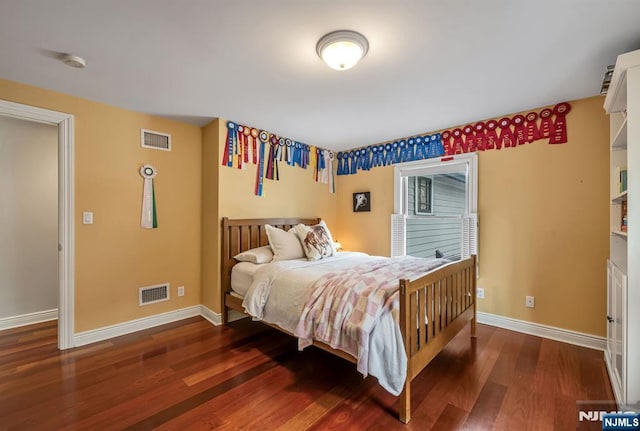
[549,103,571,144]
[236,125,244,170]
[462,125,475,152]
[251,128,259,164]
[242,125,251,164]
[539,108,553,139]
[485,120,499,150]
[498,118,515,149]
[525,112,539,143]
[512,115,527,145]
[350,151,357,174]
[140,165,158,229]
[255,139,266,196]
[451,129,464,154]
[474,122,486,151]
[432,134,445,157]
[222,121,236,167]
[441,130,452,155]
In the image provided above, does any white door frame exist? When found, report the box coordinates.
[0,99,75,349]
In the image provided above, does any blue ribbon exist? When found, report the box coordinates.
[256,141,266,196]
[415,137,425,160]
[350,151,357,174]
[371,146,379,167]
[336,152,343,175]
[427,134,445,158]
[408,138,416,161]
[384,144,393,166]
[225,121,236,167]
[391,142,399,164]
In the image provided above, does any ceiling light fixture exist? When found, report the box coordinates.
[59,53,87,69]
[316,30,369,71]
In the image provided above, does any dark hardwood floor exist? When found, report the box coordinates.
[0,317,614,430]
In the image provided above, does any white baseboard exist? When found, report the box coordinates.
[477,311,606,351]
[200,305,248,326]
[200,305,220,326]
[0,309,58,330]
[74,306,201,347]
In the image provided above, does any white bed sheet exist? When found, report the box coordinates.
[230,262,266,297]
[241,251,414,395]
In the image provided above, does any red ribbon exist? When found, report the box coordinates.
[236,126,244,169]
[498,118,516,149]
[524,112,539,143]
[474,122,486,151]
[251,128,259,164]
[512,115,526,145]
[441,130,453,155]
[242,126,251,163]
[485,120,499,150]
[539,108,553,139]
[451,128,464,154]
[463,125,476,152]
[549,103,571,144]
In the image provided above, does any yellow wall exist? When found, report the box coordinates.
[334,96,610,336]
[0,77,609,338]
[0,79,203,332]
[201,118,338,312]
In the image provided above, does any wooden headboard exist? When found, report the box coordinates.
[220,217,320,322]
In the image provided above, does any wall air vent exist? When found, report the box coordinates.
[141,129,171,151]
[139,283,170,306]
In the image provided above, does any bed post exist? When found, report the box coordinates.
[399,279,411,423]
[221,217,230,325]
[470,254,477,338]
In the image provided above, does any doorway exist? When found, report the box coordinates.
[0,100,74,349]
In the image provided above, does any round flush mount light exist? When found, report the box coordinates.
[316,30,369,71]
[59,53,87,69]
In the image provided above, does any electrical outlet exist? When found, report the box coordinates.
[525,296,535,308]
[177,286,185,297]
[476,287,485,299]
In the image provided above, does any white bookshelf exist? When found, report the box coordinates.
[604,49,640,410]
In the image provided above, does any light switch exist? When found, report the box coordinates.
[82,211,93,225]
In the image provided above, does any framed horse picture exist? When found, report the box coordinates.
[353,192,370,212]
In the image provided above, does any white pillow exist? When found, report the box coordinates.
[234,246,273,264]
[293,220,336,261]
[264,224,305,261]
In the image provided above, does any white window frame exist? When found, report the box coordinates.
[394,153,477,215]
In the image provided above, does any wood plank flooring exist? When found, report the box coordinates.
[0,317,614,430]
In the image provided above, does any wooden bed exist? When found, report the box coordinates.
[221,217,477,423]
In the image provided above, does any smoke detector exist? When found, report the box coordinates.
[59,53,87,69]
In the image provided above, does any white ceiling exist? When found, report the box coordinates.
[1,0,639,151]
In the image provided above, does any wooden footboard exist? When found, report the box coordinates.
[398,255,477,423]
[221,217,476,424]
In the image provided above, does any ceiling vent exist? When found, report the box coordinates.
[141,129,171,151]
[139,283,170,306]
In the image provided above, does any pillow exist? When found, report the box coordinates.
[264,224,305,261]
[293,220,336,261]
[234,245,273,264]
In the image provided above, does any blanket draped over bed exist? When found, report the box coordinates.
[241,252,448,395]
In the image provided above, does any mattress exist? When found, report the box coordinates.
[230,262,265,297]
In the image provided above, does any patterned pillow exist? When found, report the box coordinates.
[264,224,305,261]
[293,220,336,261]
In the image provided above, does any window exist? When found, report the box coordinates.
[392,153,477,262]
[414,176,433,215]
